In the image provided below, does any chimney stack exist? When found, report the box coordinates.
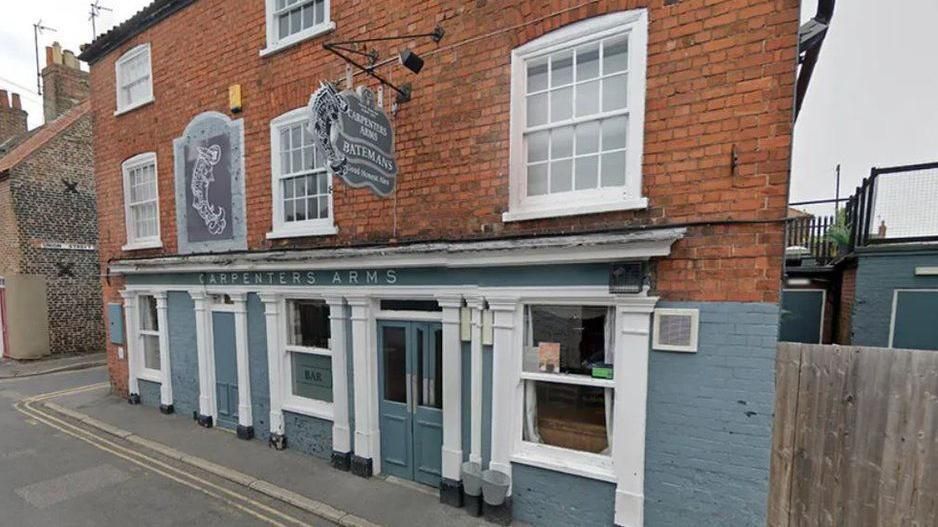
[42,42,90,123]
[0,89,29,145]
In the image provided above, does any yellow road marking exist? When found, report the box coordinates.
[15,384,324,527]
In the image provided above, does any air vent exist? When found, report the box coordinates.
[653,308,699,353]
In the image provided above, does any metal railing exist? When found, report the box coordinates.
[845,161,938,250]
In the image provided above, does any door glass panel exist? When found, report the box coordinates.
[416,327,427,407]
[383,326,407,403]
[418,326,443,409]
[432,328,443,409]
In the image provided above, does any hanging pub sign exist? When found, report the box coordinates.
[308,83,398,197]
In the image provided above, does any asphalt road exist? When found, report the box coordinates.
[0,367,322,527]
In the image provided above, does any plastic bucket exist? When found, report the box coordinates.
[481,469,510,506]
[461,462,483,496]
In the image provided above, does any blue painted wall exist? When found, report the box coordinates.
[168,291,199,417]
[283,411,332,460]
[138,379,161,408]
[512,463,616,527]
[246,294,271,439]
[461,342,471,463]
[645,301,778,527]
[852,251,938,347]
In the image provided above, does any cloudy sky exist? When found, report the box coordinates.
[2,0,935,216]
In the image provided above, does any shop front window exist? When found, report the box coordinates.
[138,294,161,375]
[283,299,333,414]
[521,305,614,455]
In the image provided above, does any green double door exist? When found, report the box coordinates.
[377,321,444,487]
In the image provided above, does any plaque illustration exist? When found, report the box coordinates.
[310,83,350,180]
[190,144,227,236]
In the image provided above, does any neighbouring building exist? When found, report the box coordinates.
[782,162,938,351]
[0,43,101,360]
[79,1,799,525]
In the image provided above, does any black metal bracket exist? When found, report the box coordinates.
[323,25,444,104]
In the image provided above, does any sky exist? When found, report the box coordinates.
[2,0,936,221]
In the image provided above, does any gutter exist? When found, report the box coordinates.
[795,0,836,120]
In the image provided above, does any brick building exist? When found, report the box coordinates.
[0,43,101,360]
[80,1,798,525]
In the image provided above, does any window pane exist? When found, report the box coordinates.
[550,87,572,122]
[290,9,301,34]
[550,159,572,193]
[551,51,573,87]
[139,295,158,331]
[602,116,628,151]
[292,149,303,175]
[382,326,407,403]
[301,5,313,29]
[602,74,628,112]
[318,196,329,218]
[575,80,600,117]
[527,131,549,163]
[550,126,573,159]
[143,334,161,371]
[575,155,599,190]
[603,36,629,74]
[601,151,627,188]
[278,13,289,39]
[294,197,307,221]
[576,121,600,154]
[418,327,444,409]
[576,44,600,80]
[527,58,549,93]
[523,305,610,375]
[291,352,333,402]
[526,93,548,127]
[317,172,328,194]
[523,381,611,455]
[284,199,295,222]
[288,299,330,348]
[284,178,295,199]
[527,164,548,196]
[314,0,325,24]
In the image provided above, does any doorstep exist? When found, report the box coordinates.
[49,384,498,527]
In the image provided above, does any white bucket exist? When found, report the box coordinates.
[481,469,510,506]
[462,462,483,496]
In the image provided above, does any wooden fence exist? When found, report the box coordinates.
[769,343,938,526]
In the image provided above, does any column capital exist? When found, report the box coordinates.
[257,292,281,307]
[486,296,520,311]
[614,295,659,314]
[465,296,485,311]
[119,289,137,303]
[190,290,208,301]
[344,295,371,307]
[434,294,463,310]
[322,295,347,308]
[151,290,168,300]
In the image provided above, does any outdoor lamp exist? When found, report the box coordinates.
[399,49,424,74]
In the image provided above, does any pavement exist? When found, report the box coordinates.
[0,352,106,379]
[0,366,495,526]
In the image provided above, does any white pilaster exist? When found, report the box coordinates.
[467,297,485,466]
[258,292,285,436]
[437,295,464,481]
[487,297,520,477]
[153,291,173,408]
[190,291,215,421]
[231,293,253,429]
[324,296,351,454]
[348,296,380,472]
[613,296,657,527]
[119,290,140,396]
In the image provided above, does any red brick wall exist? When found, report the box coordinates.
[91,0,798,390]
[837,265,857,344]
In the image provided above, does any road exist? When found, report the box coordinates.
[0,367,332,527]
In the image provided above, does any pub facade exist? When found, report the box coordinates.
[81,1,798,525]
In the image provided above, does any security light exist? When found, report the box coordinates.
[399,49,424,74]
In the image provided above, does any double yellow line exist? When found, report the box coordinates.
[15,383,319,527]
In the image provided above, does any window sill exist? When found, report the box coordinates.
[502,197,648,223]
[266,224,338,240]
[260,22,336,57]
[282,398,334,422]
[511,443,616,483]
[137,369,162,383]
[122,240,163,252]
[114,97,155,117]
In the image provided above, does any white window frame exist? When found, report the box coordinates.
[261,0,335,57]
[267,108,337,239]
[136,293,162,383]
[114,43,154,115]
[121,152,162,251]
[512,300,618,482]
[280,297,335,420]
[504,10,648,223]
[652,307,700,352]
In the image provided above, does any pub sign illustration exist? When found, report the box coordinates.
[309,83,398,197]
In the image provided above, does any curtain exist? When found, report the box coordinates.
[523,305,543,444]
[602,306,615,455]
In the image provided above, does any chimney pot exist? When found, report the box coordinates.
[11,93,21,110]
[46,45,54,66]
[0,90,8,108]
[63,50,79,70]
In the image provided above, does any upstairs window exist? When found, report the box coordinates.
[122,153,161,250]
[505,10,648,222]
[268,108,335,238]
[115,44,153,114]
[263,0,333,55]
